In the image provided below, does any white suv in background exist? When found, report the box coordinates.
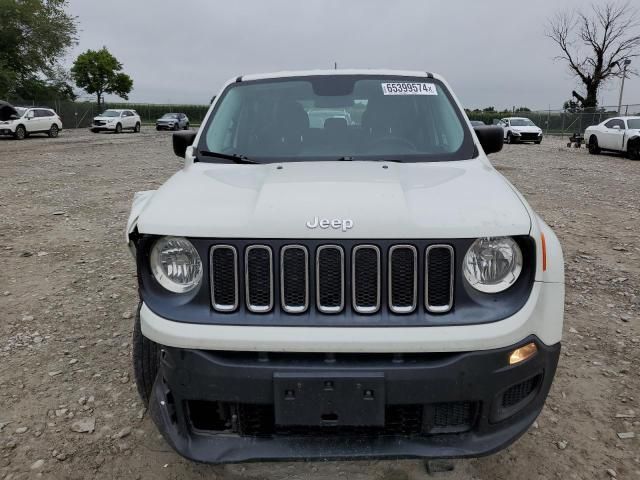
[499,117,543,144]
[0,107,63,140]
[91,109,141,134]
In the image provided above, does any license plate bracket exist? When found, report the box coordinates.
[273,372,385,427]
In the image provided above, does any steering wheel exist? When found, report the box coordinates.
[367,136,417,153]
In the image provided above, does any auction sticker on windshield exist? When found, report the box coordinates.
[381,82,437,95]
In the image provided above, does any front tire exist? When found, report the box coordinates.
[14,125,26,140]
[506,132,512,144]
[627,144,640,160]
[588,136,600,155]
[132,304,160,407]
[48,124,59,138]
[534,140,541,145]
[173,123,179,131]
[115,123,122,134]
[134,122,141,133]
[183,122,189,130]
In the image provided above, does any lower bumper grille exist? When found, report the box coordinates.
[188,401,477,437]
[518,132,541,141]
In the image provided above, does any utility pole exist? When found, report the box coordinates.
[617,59,631,115]
[334,61,337,70]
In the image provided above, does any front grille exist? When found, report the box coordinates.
[187,401,476,437]
[93,120,105,126]
[208,242,455,315]
[316,246,345,313]
[502,375,540,408]
[519,132,540,141]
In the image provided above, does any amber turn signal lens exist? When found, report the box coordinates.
[509,342,538,365]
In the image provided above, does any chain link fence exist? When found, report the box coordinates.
[467,104,640,137]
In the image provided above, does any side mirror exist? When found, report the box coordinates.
[473,125,504,155]
[173,130,197,158]
[26,112,34,119]
[612,125,621,130]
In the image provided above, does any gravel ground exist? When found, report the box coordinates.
[0,129,638,480]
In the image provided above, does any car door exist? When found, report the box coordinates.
[120,111,130,129]
[601,119,625,150]
[37,109,54,131]
[23,109,38,132]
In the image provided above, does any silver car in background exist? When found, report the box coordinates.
[156,113,189,131]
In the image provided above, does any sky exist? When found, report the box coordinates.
[63,0,640,110]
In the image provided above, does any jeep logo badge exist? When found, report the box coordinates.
[306,216,354,232]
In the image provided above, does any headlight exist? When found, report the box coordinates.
[150,236,202,293]
[463,237,523,293]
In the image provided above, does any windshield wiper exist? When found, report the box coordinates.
[198,150,259,164]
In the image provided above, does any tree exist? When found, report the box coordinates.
[547,2,640,110]
[71,47,133,108]
[0,0,78,99]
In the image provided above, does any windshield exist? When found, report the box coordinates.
[162,113,179,119]
[510,118,535,127]
[101,110,121,117]
[627,118,640,129]
[197,75,474,163]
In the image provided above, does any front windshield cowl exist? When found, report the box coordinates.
[196,75,475,164]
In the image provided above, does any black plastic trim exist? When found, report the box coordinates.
[147,336,560,463]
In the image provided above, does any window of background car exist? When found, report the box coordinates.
[199,76,474,163]
[510,119,535,127]
[604,119,625,129]
[101,110,121,117]
[626,119,640,129]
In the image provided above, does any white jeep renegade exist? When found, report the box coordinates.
[126,70,564,463]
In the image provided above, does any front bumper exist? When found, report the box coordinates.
[90,124,116,131]
[156,123,177,130]
[0,126,16,135]
[148,337,560,463]
[512,133,543,143]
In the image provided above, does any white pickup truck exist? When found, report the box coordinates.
[585,116,640,160]
[126,69,564,464]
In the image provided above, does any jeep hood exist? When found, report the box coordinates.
[135,160,532,239]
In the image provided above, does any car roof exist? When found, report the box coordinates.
[610,116,640,120]
[239,69,437,82]
[504,117,531,120]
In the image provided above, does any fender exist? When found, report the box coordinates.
[126,190,156,255]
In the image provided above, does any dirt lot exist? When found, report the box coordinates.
[0,129,638,480]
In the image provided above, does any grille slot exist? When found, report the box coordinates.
[316,245,345,313]
[280,245,309,313]
[352,245,381,314]
[502,375,540,408]
[210,246,238,312]
[426,401,476,434]
[388,245,417,313]
[426,245,454,313]
[245,246,273,313]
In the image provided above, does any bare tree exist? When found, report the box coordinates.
[548,2,640,110]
